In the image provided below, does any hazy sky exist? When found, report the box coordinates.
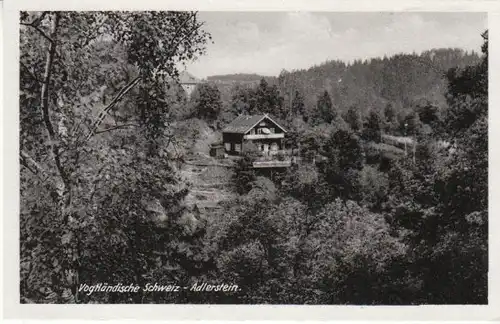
[186,12,487,79]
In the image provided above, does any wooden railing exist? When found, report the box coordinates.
[252,160,292,168]
[243,133,285,140]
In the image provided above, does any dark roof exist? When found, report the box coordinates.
[222,114,287,134]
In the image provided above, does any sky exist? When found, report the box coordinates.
[184,12,487,79]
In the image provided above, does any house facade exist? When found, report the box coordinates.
[178,71,202,99]
[222,114,287,156]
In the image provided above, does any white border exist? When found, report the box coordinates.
[3,0,500,320]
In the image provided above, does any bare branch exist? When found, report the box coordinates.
[40,16,58,141]
[20,22,54,44]
[168,19,205,60]
[83,76,141,143]
[167,13,199,57]
[95,123,139,134]
[21,11,49,27]
[78,11,203,144]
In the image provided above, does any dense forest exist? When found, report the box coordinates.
[20,11,487,305]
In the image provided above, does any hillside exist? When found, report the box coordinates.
[207,73,273,83]
[207,48,480,123]
[275,48,481,116]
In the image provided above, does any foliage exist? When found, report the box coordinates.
[322,129,364,171]
[206,196,406,304]
[298,130,323,161]
[310,199,407,304]
[415,100,441,127]
[343,106,363,133]
[317,129,364,201]
[275,49,480,118]
[399,110,422,138]
[383,31,488,303]
[313,90,336,125]
[224,78,286,121]
[191,83,223,123]
[362,110,382,143]
[20,11,211,303]
[249,79,285,117]
[232,155,256,195]
[358,165,389,210]
[281,163,328,211]
[291,90,306,120]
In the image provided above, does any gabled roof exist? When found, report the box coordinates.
[222,114,287,134]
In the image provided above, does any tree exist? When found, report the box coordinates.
[427,31,488,303]
[318,129,364,201]
[444,30,488,137]
[415,100,440,126]
[383,31,488,304]
[309,199,406,304]
[362,110,382,142]
[191,83,222,123]
[323,129,364,171]
[384,103,396,124]
[292,90,306,120]
[248,78,284,117]
[207,195,291,303]
[313,90,336,125]
[400,111,422,138]
[358,165,389,210]
[383,103,397,132]
[299,130,323,162]
[343,106,362,133]
[19,11,211,303]
[232,155,257,195]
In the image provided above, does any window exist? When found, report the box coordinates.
[225,142,231,151]
[269,127,275,134]
[250,129,255,135]
[261,128,271,134]
[235,144,241,152]
[257,128,263,134]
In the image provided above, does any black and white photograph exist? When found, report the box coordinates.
[13,8,490,309]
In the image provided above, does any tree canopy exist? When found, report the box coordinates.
[20,11,211,303]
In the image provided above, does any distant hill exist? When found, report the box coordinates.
[207,73,274,84]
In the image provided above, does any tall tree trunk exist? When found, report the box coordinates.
[39,12,78,303]
[40,13,68,204]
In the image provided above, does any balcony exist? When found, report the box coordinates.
[243,133,284,140]
[251,150,293,168]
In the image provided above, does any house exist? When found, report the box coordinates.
[178,71,202,99]
[222,114,287,156]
